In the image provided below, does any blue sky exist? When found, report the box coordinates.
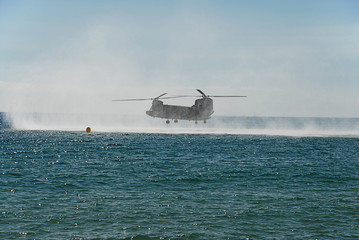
[1,0,358,117]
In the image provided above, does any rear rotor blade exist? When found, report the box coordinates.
[160,95,200,99]
[196,89,246,98]
[208,95,247,98]
[112,91,247,101]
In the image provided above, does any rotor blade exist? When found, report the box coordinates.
[196,89,207,98]
[208,95,247,98]
[112,93,247,101]
[160,95,200,99]
[112,98,155,101]
[154,93,167,99]
[113,93,168,102]
[163,95,247,99]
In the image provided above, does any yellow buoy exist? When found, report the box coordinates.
[86,127,91,133]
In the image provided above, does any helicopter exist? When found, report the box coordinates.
[113,89,246,124]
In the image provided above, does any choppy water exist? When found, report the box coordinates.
[1,114,359,239]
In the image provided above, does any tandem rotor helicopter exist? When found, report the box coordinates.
[113,89,246,124]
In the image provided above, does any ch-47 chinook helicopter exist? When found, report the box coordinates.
[113,89,246,124]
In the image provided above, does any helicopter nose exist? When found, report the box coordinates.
[146,110,153,117]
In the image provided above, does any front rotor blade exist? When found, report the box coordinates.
[196,89,207,98]
[113,93,168,101]
[112,98,154,101]
[154,93,167,99]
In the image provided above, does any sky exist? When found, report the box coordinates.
[0,0,359,118]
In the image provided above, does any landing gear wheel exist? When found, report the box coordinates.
[195,121,198,124]
[204,120,207,124]
[174,119,178,123]
[166,120,170,124]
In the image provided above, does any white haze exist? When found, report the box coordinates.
[1,3,359,136]
[6,113,359,138]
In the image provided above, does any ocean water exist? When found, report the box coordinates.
[1,113,359,239]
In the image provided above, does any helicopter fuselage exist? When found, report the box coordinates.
[146,98,214,121]
[113,89,246,123]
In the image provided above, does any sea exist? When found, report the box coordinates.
[1,112,358,239]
